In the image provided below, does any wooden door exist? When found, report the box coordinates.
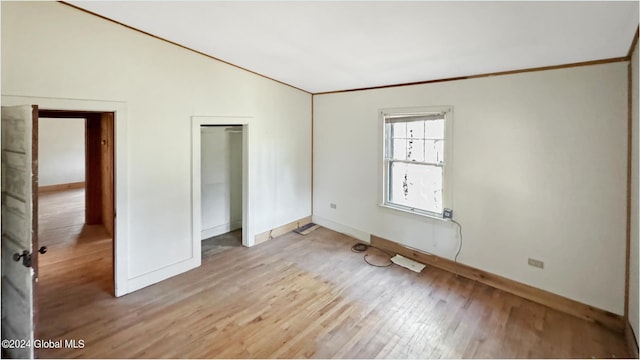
[85,112,114,235]
[85,113,102,225]
[1,105,39,359]
[100,112,114,236]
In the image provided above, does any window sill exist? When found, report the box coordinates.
[379,203,451,223]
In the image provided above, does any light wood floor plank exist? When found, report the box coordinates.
[35,188,631,358]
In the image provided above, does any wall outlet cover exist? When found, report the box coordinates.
[443,208,453,219]
[528,258,544,269]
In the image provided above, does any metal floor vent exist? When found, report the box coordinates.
[294,223,320,235]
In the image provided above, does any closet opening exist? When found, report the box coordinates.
[200,125,244,257]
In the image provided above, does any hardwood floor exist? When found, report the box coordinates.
[202,229,242,257]
[36,189,631,358]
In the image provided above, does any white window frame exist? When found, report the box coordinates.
[379,106,453,219]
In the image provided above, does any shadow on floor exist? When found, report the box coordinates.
[201,229,242,257]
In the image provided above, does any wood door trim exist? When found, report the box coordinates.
[31,105,40,350]
[32,105,39,277]
[85,113,102,225]
[624,49,633,325]
[100,112,115,236]
[626,320,639,357]
[39,109,102,118]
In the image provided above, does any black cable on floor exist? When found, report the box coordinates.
[451,219,463,262]
[351,243,368,252]
[364,253,392,267]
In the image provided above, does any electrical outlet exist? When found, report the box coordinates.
[330,203,337,209]
[443,208,453,219]
[528,258,544,269]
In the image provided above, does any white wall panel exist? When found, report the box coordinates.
[2,2,311,292]
[314,63,628,314]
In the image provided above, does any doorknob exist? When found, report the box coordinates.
[12,250,29,262]
[13,247,47,268]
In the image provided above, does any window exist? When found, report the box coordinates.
[381,107,452,217]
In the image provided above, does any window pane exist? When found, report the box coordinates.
[389,162,442,213]
[406,120,424,140]
[424,140,445,164]
[391,122,406,139]
[407,138,424,162]
[425,119,444,139]
[392,138,407,160]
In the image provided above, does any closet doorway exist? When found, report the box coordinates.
[200,125,244,256]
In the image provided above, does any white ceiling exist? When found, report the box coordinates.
[68,1,639,94]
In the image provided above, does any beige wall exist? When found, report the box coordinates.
[38,118,85,186]
[314,63,628,314]
[2,2,311,293]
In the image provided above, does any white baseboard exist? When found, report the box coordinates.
[312,215,370,242]
[201,220,242,240]
[126,256,200,294]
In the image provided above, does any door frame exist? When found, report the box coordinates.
[191,116,252,256]
[38,110,114,234]
[2,95,130,297]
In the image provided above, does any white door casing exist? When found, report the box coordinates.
[192,116,252,256]
[2,95,129,297]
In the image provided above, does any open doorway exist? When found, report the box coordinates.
[35,110,115,351]
[37,110,114,234]
[200,125,243,257]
